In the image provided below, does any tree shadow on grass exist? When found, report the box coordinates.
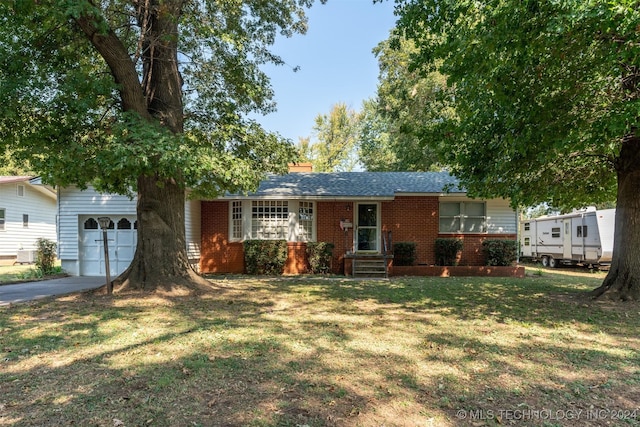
[1,276,639,426]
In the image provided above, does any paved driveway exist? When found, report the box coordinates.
[0,276,105,306]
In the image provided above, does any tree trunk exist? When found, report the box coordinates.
[591,135,640,301]
[78,1,211,293]
[114,175,211,293]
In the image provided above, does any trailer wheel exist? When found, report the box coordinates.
[541,256,550,267]
[548,257,559,268]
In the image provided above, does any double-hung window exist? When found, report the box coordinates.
[439,202,486,233]
[298,201,314,242]
[231,201,243,240]
[0,209,5,231]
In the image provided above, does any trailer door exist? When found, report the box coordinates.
[563,220,572,260]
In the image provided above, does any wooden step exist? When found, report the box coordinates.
[352,256,389,278]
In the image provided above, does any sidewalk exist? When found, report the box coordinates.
[0,276,105,306]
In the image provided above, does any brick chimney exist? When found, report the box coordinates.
[288,162,313,173]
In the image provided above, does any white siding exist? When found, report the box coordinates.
[58,186,201,275]
[485,198,517,234]
[0,181,57,257]
[185,198,201,265]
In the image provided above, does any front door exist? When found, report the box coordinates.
[563,219,572,260]
[356,203,379,252]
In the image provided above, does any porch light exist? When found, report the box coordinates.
[97,217,112,295]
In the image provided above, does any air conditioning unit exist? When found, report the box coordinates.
[16,249,37,264]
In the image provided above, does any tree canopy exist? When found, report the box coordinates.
[304,102,360,172]
[393,0,636,209]
[360,36,451,172]
[0,0,322,291]
[0,1,312,198]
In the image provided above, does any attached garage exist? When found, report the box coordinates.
[79,216,138,277]
[58,186,201,277]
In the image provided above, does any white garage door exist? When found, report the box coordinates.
[80,216,138,277]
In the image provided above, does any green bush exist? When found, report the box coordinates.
[35,238,57,275]
[393,242,416,266]
[482,239,518,266]
[435,238,463,266]
[243,240,288,275]
[306,242,334,274]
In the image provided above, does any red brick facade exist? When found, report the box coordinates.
[199,197,517,275]
[200,201,244,273]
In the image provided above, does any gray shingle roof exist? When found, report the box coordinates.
[226,171,464,199]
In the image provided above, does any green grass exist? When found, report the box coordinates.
[1,268,639,426]
[0,263,65,285]
[0,264,35,284]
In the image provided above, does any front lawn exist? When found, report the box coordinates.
[0,265,37,285]
[1,268,638,426]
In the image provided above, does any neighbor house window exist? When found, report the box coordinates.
[551,227,561,238]
[0,209,5,231]
[17,185,24,197]
[439,202,486,233]
[231,201,242,240]
[298,201,314,242]
[251,200,289,240]
[23,214,28,228]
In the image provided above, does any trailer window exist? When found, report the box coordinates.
[524,237,530,246]
[524,222,530,231]
[577,225,588,238]
[551,227,561,238]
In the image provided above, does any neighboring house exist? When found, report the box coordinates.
[0,176,57,265]
[200,171,518,276]
[57,186,201,277]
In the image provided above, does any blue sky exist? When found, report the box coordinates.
[255,0,398,143]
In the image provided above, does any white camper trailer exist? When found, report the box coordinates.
[520,208,615,268]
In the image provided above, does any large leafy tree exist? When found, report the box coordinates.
[394,0,640,300]
[360,36,452,172]
[0,1,319,292]
[357,98,398,171]
[308,102,360,172]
